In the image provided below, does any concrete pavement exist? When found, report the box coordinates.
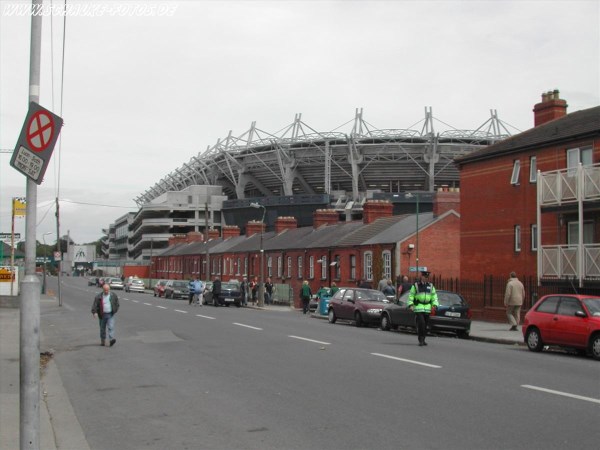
[1,295,522,450]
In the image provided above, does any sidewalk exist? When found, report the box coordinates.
[0,298,522,450]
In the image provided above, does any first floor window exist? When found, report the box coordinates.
[309,256,314,279]
[514,225,521,252]
[530,224,537,251]
[334,255,341,279]
[350,255,356,279]
[267,256,272,277]
[511,160,521,185]
[287,256,292,278]
[321,255,327,279]
[277,256,282,278]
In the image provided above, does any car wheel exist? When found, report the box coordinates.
[328,308,337,324]
[589,333,600,360]
[153,292,156,297]
[354,311,363,327]
[456,330,470,339]
[381,313,391,331]
[526,327,544,352]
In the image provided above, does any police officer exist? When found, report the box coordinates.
[408,270,438,346]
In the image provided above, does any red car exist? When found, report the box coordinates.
[522,294,600,360]
[153,279,169,297]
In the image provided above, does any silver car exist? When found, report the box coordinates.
[125,279,145,293]
[106,277,124,290]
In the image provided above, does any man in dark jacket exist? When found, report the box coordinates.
[212,277,222,307]
[91,283,120,347]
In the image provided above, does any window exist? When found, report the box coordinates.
[364,252,373,281]
[568,221,594,245]
[531,224,538,251]
[297,256,303,278]
[514,225,521,252]
[557,297,582,317]
[309,256,314,279]
[350,255,356,280]
[277,256,282,278]
[510,160,521,185]
[567,146,593,174]
[236,258,241,275]
[267,256,272,277]
[529,156,537,183]
[321,255,327,279]
[287,256,292,278]
[244,257,248,276]
[334,255,341,279]
[536,296,559,314]
[382,250,391,280]
[230,258,233,275]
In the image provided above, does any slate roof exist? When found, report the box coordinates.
[455,106,600,164]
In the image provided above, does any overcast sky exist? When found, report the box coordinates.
[1,0,598,246]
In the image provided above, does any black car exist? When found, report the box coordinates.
[209,281,241,307]
[164,280,190,299]
[380,290,471,338]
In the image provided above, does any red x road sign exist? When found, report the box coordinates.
[10,102,63,184]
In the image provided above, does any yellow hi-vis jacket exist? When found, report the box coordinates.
[408,282,439,313]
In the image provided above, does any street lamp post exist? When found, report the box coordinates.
[250,202,266,307]
[405,192,419,272]
[42,232,52,294]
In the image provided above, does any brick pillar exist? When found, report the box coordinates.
[363,200,393,224]
[313,209,339,228]
[222,225,241,239]
[533,90,568,127]
[274,216,298,233]
[246,220,266,236]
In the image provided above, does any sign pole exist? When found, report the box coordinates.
[21,2,42,448]
[11,198,16,296]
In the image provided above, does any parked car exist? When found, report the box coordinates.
[209,281,242,307]
[381,290,471,338]
[522,294,600,360]
[106,277,124,290]
[125,278,145,293]
[88,277,98,286]
[153,279,169,297]
[164,280,190,299]
[327,288,391,327]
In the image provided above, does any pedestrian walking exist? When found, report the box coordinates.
[264,277,274,305]
[398,275,412,298]
[504,271,525,331]
[192,277,204,306]
[188,278,195,305]
[251,277,258,305]
[91,282,120,347]
[212,276,222,307]
[330,282,339,296]
[300,280,312,314]
[408,270,438,346]
[382,279,396,296]
[240,276,250,306]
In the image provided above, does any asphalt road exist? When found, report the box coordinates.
[42,277,600,450]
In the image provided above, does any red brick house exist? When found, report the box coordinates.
[456,91,600,291]
[152,194,460,308]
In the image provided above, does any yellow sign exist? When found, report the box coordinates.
[0,268,14,282]
[13,197,26,217]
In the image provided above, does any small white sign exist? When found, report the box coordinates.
[13,146,43,180]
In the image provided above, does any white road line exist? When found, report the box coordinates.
[371,353,442,369]
[143,302,152,306]
[174,309,188,314]
[233,323,263,331]
[156,305,167,309]
[288,335,331,346]
[521,385,600,404]
[196,314,216,320]
[132,300,139,303]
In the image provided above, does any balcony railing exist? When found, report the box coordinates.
[539,163,600,207]
[540,244,600,280]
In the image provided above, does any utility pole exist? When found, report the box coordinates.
[21,1,42,447]
[204,202,210,280]
[55,197,61,306]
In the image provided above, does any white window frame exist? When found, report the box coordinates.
[382,250,391,280]
[529,156,537,183]
[244,257,248,276]
[309,256,314,279]
[510,160,521,185]
[364,252,373,281]
[297,256,303,279]
[567,220,594,245]
[321,255,327,279]
[277,256,282,278]
[267,256,272,277]
[350,255,356,280]
[236,258,241,275]
[531,224,537,251]
[514,225,521,252]
[230,258,233,275]
[334,255,341,279]
[287,256,292,278]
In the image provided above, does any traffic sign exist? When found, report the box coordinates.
[10,102,63,184]
[0,233,21,241]
[53,251,61,261]
[409,266,428,272]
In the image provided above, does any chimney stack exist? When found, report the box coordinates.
[222,225,241,240]
[246,220,266,236]
[434,189,460,216]
[186,231,205,243]
[313,209,339,228]
[168,234,187,246]
[207,228,220,240]
[274,216,298,233]
[533,89,567,127]
[363,200,393,224]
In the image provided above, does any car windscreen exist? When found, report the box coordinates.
[172,282,187,288]
[582,298,600,316]
[355,290,389,302]
[222,283,239,290]
[131,280,144,285]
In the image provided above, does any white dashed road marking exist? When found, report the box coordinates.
[521,385,600,404]
[174,309,188,314]
[196,314,216,320]
[371,352,442,369]
[233,323,262,331]
[156,306,167,309]
[288,336,331,346]
[143,303,152,306]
